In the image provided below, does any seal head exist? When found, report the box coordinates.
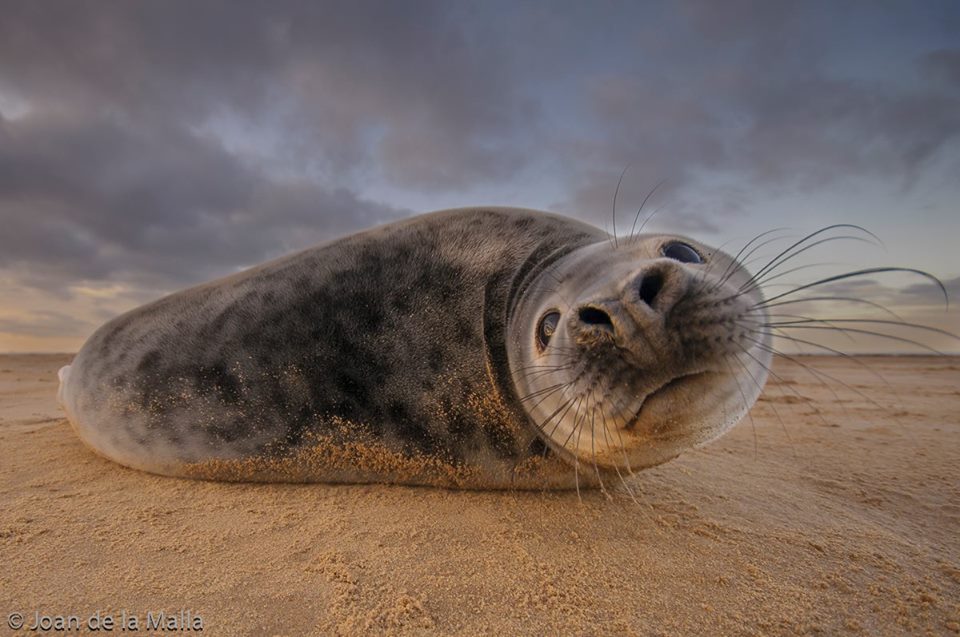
[508,234,771,473]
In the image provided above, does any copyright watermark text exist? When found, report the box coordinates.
[7,610,203,632]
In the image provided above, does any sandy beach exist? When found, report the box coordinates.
[1,354,958,636]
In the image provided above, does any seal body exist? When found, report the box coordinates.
[58,208,771,488]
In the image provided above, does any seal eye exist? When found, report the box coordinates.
[662,241,703,264]
[536,311,560,351]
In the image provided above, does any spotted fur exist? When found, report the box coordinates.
[59,208,602,486]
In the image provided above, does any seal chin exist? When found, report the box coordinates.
[625,371,722,433]
[597,370,749,470]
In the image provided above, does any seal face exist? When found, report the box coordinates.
[57,208,770,489]
[507,235,771,475]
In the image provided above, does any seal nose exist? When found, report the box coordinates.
[578,306,614,330]
[637,271,664,307]
[626,261,688,317]
[569,304,617,341]
[570,261,690,341]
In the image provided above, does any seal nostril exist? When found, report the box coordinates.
[578,307,613,329]
[638,273,663,306]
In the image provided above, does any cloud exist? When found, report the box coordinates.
[0,1,958,351]
[0,1,538,190]
[759,274,960,354]
[780,274,960,309]
[0,108,408,294]
[897,274,960,308]
[0,309,95,338]
[552,2,960,226]
[3,2,958,226]
[0,0,545,304]
[921,48,960,89]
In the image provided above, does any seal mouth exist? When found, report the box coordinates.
[624,371,716,431]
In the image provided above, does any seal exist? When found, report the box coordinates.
[57,207,772,489]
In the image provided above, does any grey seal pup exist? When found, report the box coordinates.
[57,207,772,489]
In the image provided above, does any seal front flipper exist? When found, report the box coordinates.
[57,364,71,406]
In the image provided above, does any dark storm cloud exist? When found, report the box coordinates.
[898,275,960,308]
[0,0,957,308]
[921,48,960,88]
[0,0,539,295]
[0,109,406,292]
[0,0,533,187]
[558,1,960,225]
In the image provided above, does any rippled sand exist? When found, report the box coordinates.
[1,354,958,635]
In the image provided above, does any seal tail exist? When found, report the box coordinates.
[57,364,71,406]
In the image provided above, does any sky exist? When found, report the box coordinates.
[0,1,958,353]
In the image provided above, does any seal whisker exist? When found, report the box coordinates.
[756,326,919,425]
[633,202,669,245]
[744,332,894,418]
[738,235,877,296]
[521,363,573,380]
[756,267,948,309]
[745,262,843,291]
[752,296,907,322]
[574,457,581,503]
[522,368,575,385]
[730,345,797,457]
[600,394,637,478]
[736,224,882,297]
[595,401,647,509]
[538,394,580,447]
[516,362,572,374]
[562,394,589,454]
[761,313,860,343]
[765,324,947,355]
[587,397,610,499]
[540,393,576,431]
[527,383,580,425]
[516,363,574,378]
[610,166,629,249]
[747,334,881,427]
[722,355,759,459]
[764,318,959,343]
[628,179,668,241]
[573,393,593,500]
[517,381,571,406]
[516,353,574,367]
[711,228,791,292]
[567,394,590,503]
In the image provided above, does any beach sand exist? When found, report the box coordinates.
[1,354,958,636]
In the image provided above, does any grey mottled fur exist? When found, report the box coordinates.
[60,208,602,481]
